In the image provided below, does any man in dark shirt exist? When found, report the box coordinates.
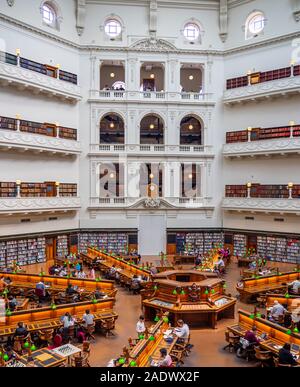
[14,322,28,337]
[279,344,298,366]
[66,284,77,296]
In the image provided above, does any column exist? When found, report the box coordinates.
[127,161,140,199]
[90,55,100,98]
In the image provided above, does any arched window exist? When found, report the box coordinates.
[104,19,122,38]
[180,116,202,145]
[41,1,61,30]
[140,115,164,145]
[245,11,265,39]
[42,3,55,24]
[100,114,125,144]
[183,23,200,41]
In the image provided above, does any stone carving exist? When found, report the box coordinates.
[143,198,161,208]
[223,76,300,103]
[222,198,300,212]
[0,130,81,154]
[130,38,177,52]
[76,0,86,36]
[219,0,228,42]
[188,283,201,302]
[223,137,300,157]
[294,10,300,22]
[7,0,14,6]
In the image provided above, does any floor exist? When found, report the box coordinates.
[26,256,296,367]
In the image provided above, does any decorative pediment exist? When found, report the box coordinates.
[128,198,178,210]
[130,38,177,52]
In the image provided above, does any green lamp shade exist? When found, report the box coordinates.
[163,317,169,323]
[154,316,159,322]
[223,284,227,289]
[92,299,98,304]
[95,278,100,282]
[149,335,155,341]
[118,358,125,364]
[249,314,255,319]
[285,293,290,298]
[256,313,262,318]
[286,329,292,335]
[154,285,158,291]
[138,334,145,340]
[204,289,209,295]
[3,354,9,361]
[6,309,12,316]
[172,289,177,295]
[180,290,185,295]
[211,289,215,294]
[24,341,29,348]
[294,327,299,333]
[51,304,57,310]
[130,360,137,367]
[30,345,36,351]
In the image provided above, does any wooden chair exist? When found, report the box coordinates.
[174,334,192,357]
[100,318,115,337]
[170,348,185,366]
[254,347,272,367]
[223,331,239,353]
[67,326,75,343]
[85,323,96,341]
[13,333,30,354]
[38,329,54,345]
[128,337,140,348]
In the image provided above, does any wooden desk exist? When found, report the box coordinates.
[266,294,300,312]
[20,348,65,367]
[227,309,300,363]
[173,255,196,265]
[236,272,300,303]
[0,298,118,337]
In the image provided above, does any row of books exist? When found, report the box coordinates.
[0,237,46,268]
[225,184,300,199]
[176,232,224,254]
[79,232,128,254]
[0,182,77,198]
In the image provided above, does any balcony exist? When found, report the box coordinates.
[0,197,81,215]
[224,65,300,105]
[89,196,214,210]
[223,125,300,158]
[0,116,80,156]
[89,144,214,158]
[223,184,300,214]
[0,51,81,103]
[89,90,215,106]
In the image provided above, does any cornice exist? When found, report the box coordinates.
[1,12,300,57]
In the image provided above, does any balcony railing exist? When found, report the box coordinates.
[222,197,300,214]
[90,144,213,155]
[0,51,77,85]
[226,125,300,143]
[92,90,214,103]
[0,182,78,198]
[89,196,214,208]
[225,184,300,199]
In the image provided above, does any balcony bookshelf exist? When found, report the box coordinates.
[0,182,77,197]
[225,184,300,199]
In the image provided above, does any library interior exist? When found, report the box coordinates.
[0,0,299,368]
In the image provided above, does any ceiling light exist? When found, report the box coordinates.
[149,173,154,179]
[188,124,193,130]
[149,124,155,129]
[110,122,115,128]
[109,173,115,179]
[150,73,155,79]
[149,185,155,191]
[189,75,194,80]
[188,173,193,179]
[110,72,115,78]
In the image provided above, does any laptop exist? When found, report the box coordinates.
[291,343,300,355]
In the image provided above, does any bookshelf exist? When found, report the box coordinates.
[20,182,47,197]
[233,234,247,257]
[287,239,300,264]
[0,116,17,131]
[59,70,78,85]
[60,183,77,197]
[79,232,129,254]
[225,184,299,199]
[294,65,300,77]
[226,130,248,143]
[226,76,248,89]
[0,51,18,66]
[175,232,224,254]
[20,57,47,75]
[0,182,17,197]
[259,67,291,83]
[225,185,247,198]
[0,242,6,269]
[57,235,69,258]
[59,126,77,141]
[6,240,18,266]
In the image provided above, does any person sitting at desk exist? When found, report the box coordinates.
[60,312,76,339]
[249,260,257,270]
[288,279,300,294]
[82,309,94,328]
[244,326,260,346]
[66,284,78,296]
[195,254,202,267]
[109,265,117,279]
[269,300,287,322]
[8,295,17,311]
[136,315,146,336]
[59,267,68,277]
[150,348,173,367]
[173,320,190,341]
[89,266,96,280]
[279,343,298,366]
[76,269,87,279]
[14,322,28,338]
[131,275,142,293]
[94,289,106,299]
[35,280,46,300]
[75,262,81,272]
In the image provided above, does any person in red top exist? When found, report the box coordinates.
[244,326,260,345]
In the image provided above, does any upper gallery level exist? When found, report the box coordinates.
[222,183,300,215]
[223,63,300,104]
[0,181,80,215]
[223,123,300,158]
[0,50,81,103]
[0,115,81,156]
[89,58,215,105]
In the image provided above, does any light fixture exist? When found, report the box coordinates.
[247,70,252,75]
[149,173,154,179]
[16,114,21,120]
[247,127,252,132]
[189,75,194,80]
[188,124,193,130]
[110,72,115,78]
[56,64,60,69]
[16,180,22,185]
[109,173,115,179]
[109,122,115,128]
[16,48,21,56]
[247,182,252,188]
[150,73,155,79]
[55,122,59,127]
[289,121,295,126]
[188,173,193,179]
[149,124,155,129]
[288,182,294,189]
[149,185,155,191]
[290,60,296,66]
[55,182,60,187]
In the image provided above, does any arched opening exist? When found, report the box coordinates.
[180,115,202,145]
[100,114,125,144]
[140,114,164,145]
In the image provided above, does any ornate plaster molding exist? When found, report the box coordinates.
[0,129,81,155]
[130,38,177,52]
[0,197,81,214]
[222,197,300,213]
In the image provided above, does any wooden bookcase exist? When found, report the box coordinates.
[0,116,17,131]
[0,182,17,197]
[59,183,77,197]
